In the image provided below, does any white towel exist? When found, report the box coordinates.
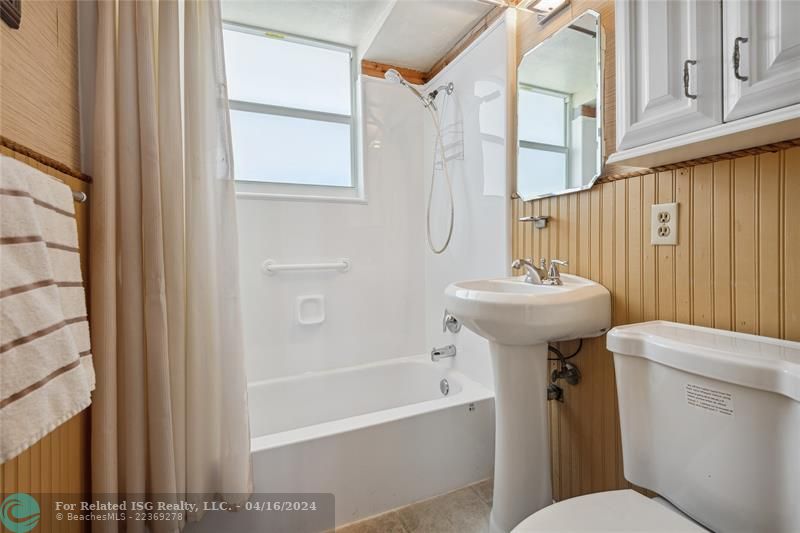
[0,155,95,463]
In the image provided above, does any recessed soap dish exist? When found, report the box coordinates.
[297,295,325,325]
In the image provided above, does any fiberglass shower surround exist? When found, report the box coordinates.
[384,68,457,254]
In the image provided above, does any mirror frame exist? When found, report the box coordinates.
[515,9,603,201]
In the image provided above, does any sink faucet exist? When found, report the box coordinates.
[512,258,569,285]
[512,258,547,284]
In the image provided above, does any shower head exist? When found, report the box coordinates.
[384,68,404,84]
[384,68,454,112]
[384,68,430,108]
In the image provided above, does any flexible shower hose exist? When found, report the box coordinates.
[425,100,454,255]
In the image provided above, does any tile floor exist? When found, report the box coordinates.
[337,479,493,533]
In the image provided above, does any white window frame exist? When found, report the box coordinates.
[518,84,571,190]
[224,21,364,203]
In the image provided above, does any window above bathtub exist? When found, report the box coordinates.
[223,23,363,202]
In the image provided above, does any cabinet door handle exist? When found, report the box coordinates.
[683,59,697,99]
[733,37,749,81]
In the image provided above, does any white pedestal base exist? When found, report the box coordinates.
[488,342,552,533]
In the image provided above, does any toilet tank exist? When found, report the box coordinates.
[607,321,800,533]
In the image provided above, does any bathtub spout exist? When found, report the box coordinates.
[431,344,457,362]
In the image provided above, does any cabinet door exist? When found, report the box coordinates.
[723,0,800,121]
[616,0,722,151]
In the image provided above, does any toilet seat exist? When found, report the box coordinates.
[512,489,707,532]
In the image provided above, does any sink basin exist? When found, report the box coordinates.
[444,274,610,533]
[445,275,610,345]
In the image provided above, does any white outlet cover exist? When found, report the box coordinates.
[651,202,678,246]
[297,295,325,325]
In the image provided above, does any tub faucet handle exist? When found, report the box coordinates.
[443,310,461,333]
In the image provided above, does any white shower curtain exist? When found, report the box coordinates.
[89,0,251,531]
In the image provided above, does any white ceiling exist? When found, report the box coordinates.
[221,0,391,48]
[221,0,496,73]
[363,0,494,72]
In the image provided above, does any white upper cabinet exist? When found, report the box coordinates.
[723,0,800,121]
[610,0,800,168]
[615,0,722,151]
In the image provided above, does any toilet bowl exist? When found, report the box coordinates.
[513,489,706,532]
[512,321,800,533]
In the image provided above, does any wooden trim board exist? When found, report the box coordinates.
[361,60,428,85]
[1,136,92,183]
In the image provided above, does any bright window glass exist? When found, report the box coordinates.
[518,147,566,197]
[518,89,566,146]
[223,29,352,115]
[230,110,351,186]
[222,25,357,194]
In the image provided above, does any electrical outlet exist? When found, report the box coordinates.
[651,202,678,246]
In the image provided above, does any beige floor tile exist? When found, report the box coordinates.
[470,479,493,505]
[397,487,491,533]
[336,511,408,533]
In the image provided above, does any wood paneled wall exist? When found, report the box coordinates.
[513,0,800,501]
[0,0,81,169]
[1,2,89,530]
[0,148,90,530]
[513,149,800,500]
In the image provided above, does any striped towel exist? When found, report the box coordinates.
[0,155,94,463]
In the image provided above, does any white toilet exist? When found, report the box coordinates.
[514,321,800,532]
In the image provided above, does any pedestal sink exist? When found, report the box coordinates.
[444,275,610,533]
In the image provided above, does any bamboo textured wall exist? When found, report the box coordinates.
[0,1,81,169]
[1,2,89,530]
[513,0,800,501]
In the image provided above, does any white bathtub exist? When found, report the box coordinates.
[190,355,494,531]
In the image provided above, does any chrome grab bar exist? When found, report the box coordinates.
[261,258,351,274]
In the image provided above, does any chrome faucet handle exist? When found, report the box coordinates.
[525,257,547,268]
[443,309,461,333]
[546,259,568,285]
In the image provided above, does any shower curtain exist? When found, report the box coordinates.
[89,0,251,531]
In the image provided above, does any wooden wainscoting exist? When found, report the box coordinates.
[0,146,91,532]
[514,0,800,499]
[511,147,800,500]
[1,1,88,525]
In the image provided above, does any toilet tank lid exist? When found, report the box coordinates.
[607,321,800,402]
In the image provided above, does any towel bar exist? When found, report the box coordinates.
[261,258,351,274]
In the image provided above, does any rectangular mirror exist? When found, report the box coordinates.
[516,11,602,201]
